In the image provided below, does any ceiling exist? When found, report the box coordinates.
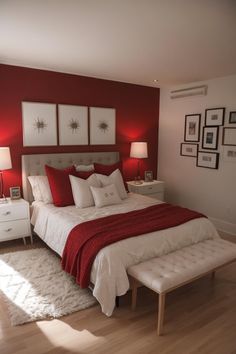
[1,0,236,87]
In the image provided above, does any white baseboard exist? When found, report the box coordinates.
[209,217,236,236]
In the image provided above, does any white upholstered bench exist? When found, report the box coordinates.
[127,239,236,335]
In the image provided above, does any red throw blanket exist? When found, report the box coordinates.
[62,203,206,288]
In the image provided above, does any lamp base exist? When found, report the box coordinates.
[134,177,143,185]
[0,195,8,204]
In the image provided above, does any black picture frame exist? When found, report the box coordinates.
[202,126,219,150]
[205,107,225,126]
[180,143,198,157]
[196,151,219,169]
[229,111,236,124]
[184,114,201,142]
[222,127,236,146]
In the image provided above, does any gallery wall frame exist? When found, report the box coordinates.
[58,104,88,146]
[184,114,201,142]
[196,151,219,169]
[222,127,236,146]
[202,126,219,150]
[205,107,225,126]
[180,143,198,157]
[90,107,116,145]
[22,102,57,146]
[229,111,236,124]
[223,146,236,162]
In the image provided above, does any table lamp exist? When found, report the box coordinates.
[130,142,148,184]
[0,147,12,203]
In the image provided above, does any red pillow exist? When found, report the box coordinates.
[94,162,122,175]
[45,165,76,207]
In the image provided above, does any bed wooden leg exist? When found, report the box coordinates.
[157,293,165,336]
[131,279,138,310]
[115,296,120,308]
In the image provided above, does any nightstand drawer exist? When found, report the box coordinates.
[137,183,164,195]
[0,203,28,222]
[0,220,30,241]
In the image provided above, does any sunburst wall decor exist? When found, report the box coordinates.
[22,102,57,146]
[58,105,88,145]
[90,107,116,145]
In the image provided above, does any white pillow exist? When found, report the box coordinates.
[69,174,101,208]
[90,184,121,208]
[96,169,128,199]
[74,164,94,172]
[28,175,53,203]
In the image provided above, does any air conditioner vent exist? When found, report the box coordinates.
[170,85,208,99]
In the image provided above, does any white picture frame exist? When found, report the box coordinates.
[58,104,88,146]
[223,146,236,162]
[90,107,116,145]
[22,102,57,146]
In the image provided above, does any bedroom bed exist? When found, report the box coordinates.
[22,152,220,316]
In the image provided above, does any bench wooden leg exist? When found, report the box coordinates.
[131,279,138,310]
[157,293,165,336]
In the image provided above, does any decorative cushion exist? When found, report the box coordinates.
[74,164,94,172]
[75,171,94,179]
[28,175,53,204]
[69,174,101,208]
[96,169,128,199]
[45,165,76,207]
[90,184,121,208]
[94,162,122,175]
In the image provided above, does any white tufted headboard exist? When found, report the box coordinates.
[22,151,119,203]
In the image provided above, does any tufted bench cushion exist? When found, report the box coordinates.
[127,239,236,335]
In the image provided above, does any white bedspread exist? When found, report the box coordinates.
[31,193,219,316]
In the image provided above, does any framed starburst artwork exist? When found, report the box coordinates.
[22,102,57,146]
[58,105,88,145]
[90,107,116,145]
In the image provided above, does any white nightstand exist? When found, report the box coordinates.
[0,198,32,245]
[127,180,165,201]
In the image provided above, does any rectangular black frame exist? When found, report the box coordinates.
[205,107,225,126]
[196,151,219,169]
[180,143,198,157]
[229,111,236,124]
[222,127,236,146]
[202,126,219,150]
[184,114,201,142]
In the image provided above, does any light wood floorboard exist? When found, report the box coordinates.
[0,234,236,354]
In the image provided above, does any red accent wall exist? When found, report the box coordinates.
[0,64,159,196]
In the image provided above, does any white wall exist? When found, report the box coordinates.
[158,75,236,235]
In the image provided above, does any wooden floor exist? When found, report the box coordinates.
[0,234,236,354]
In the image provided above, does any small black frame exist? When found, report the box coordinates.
[202,126,219,150]
[180,143,198,157]
[205,107,225,126]
[229,111,236,124]
[184,114,201,142]
[196,151,219,169]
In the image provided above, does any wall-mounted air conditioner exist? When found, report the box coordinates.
[170,85,208,99]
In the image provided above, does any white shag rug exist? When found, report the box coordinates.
[0,248,97,326]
